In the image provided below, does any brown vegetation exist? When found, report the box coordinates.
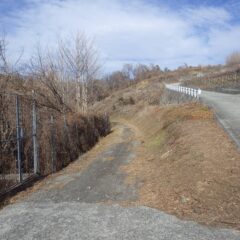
[0,33,111,193]
[91,76,240,229]
[183,69,240,91]
[0,92,111,192]
[92,78,165,115]
[37,112,110,175]
[226,51,240,66]
[182,52,240,91]
[117,103,240,230]
[1,28,240,230]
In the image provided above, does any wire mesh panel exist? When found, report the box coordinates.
[0,93,18,191]
[35,107,80,175]
[0,91,111,194]
[19,95,35,178]
[0,93,35,193]
[36,106,59,175]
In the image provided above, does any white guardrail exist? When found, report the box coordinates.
[167,85,202,99]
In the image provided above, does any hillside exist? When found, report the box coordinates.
[91,77,240,229]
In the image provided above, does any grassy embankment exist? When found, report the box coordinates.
[94,78,240,229]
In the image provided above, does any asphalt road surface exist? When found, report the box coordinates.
[0,123,240,239]
[166,83,240,149]
[200,90,240,149]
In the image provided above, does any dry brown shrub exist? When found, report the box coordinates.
[0,99,110,183]
[37,113,110,175]
[226,52,240,66]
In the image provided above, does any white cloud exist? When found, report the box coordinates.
[1,0,240,72]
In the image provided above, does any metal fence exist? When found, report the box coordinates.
[0,92,64,194]
[0,93,34,192]
[177,86,202,98]
[165,84,202,98]
[0,91,110,195]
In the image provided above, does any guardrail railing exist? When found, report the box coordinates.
[166,85,202,99]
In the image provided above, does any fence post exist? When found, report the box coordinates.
[50,115,56,173]
[16,95,23,182]
[32,100,39,174]
[63,114,69,166]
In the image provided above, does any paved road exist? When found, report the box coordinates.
[0,123,240,239]
[166,83,240,149]
[200,91,240,149]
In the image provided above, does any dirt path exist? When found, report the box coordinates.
[0,122,240,239]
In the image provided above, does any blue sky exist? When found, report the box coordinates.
[0,0,240,72]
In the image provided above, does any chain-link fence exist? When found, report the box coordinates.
[0,93,36,192]
[0,92,110,195]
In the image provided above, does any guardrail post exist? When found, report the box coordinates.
[166,85,202,100]
[16,95,23,183]
[197,89,202,99]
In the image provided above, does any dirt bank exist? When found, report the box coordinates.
[117,103,240,230]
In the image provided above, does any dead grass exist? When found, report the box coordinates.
[120,103,240,230]
[3,86,240,231]
[91,80,165,115]
[183,70,240,91]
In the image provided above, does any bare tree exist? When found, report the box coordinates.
[29,45,72,112]
[58,33,100,113]
[122,63,134,81]
[105,71,128,90]
[0,33,24,91]
[28,32,100,113]
[0,34,11,90]
[133,64,149,81]
[226,51,240,66]
[0,34,9,74]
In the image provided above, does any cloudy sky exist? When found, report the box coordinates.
[0,0,240,72]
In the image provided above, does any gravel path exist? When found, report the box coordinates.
[0,123,240,239]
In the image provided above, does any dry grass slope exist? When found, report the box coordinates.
[117,103,240,230]
[183,69,240,92]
